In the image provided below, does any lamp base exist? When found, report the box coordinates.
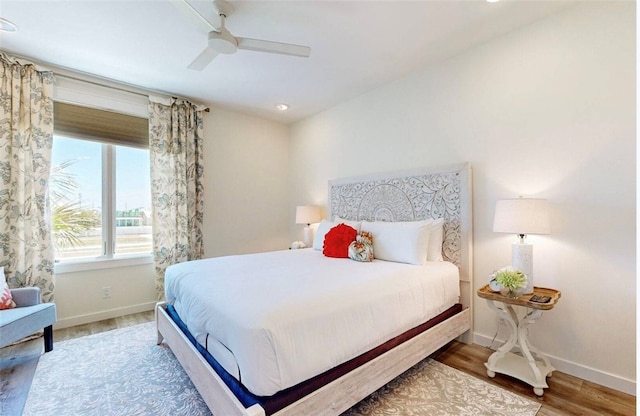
[512,242,534,294]
[303,226,313,248]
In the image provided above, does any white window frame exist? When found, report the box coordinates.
[103,144,116,258]
[53,139,154,274]
[53,76,153,274]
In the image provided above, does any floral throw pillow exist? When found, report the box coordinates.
[323,223,358,258]
[349,232,374,262]
[0,268,16,310]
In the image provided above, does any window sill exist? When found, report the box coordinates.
[54,254,154,274]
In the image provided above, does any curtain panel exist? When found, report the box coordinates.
[149,98,204,299]
[0,53,55,302]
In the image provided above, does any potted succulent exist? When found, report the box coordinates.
[489,266,528,298]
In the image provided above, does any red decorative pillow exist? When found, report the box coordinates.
[323,223,358,258]
[0,270,16,310]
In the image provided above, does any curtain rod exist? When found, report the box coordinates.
[6,51,210,112]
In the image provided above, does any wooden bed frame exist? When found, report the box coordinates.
[156,162,473,416]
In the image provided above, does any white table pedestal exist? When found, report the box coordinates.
[484,300,554,396]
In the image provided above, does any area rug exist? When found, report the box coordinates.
[24,322,541,416]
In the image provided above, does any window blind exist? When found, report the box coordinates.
[54,102,148,149]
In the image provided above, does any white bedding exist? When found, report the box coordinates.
[165,249,460,396]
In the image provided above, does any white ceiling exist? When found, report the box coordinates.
[0,1,578,124]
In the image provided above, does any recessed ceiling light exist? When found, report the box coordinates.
[486,0,500,3]
[0,17,18,32]
[276,103,289,111]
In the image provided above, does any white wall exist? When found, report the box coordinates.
[202,108,291,257]
[54,263,156,328]
[288,2,635,394]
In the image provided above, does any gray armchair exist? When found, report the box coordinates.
[0,287,57,352]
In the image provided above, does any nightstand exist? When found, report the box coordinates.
[477,285,561,396]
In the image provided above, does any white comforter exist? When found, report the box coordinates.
[165,249,459,396]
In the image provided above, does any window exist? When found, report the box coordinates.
[52,102,152,264]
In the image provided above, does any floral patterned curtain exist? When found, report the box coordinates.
[148,97,204,299]
[0,53,55,302]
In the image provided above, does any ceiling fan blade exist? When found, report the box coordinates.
[172,0,222,31]
[188,47,218,71]
[236,37,311,58]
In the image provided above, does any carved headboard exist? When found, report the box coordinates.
[328,163,473,314]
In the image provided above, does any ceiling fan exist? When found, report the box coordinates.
[179,0,311,70]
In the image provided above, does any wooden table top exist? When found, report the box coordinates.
[477,284,561,310]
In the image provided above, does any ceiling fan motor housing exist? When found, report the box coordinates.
[208,29,237,54]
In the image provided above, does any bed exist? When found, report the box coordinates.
[156,162,473,416]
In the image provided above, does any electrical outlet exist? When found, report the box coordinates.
[101,286,112,299]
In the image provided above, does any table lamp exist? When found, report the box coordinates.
[493,198,550,294]
[296,205,321,247]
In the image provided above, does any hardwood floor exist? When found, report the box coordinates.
[431,341,636,416]
[52,310,155,342]
[1,311,635,415]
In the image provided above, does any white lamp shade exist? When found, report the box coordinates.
[493,198,550,235]
[295,205,321,225]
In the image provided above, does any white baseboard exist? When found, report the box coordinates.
[54,302,156,330]
[473,332,636,396]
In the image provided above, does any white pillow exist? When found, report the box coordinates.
[312,219,361,250]
[361,220,431,265]
[335,217,362,233]
[312,220,332,250]
[426,218,445,261]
